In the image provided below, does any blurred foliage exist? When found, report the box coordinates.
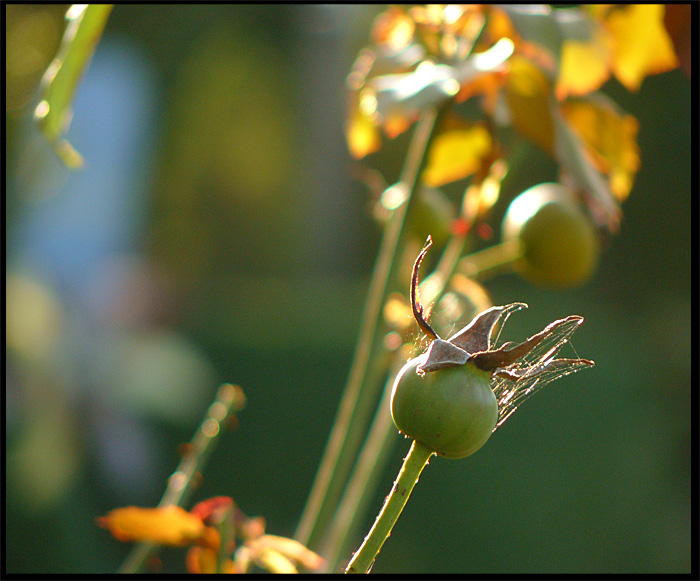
[5,4,691,574]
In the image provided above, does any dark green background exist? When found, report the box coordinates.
[5,5,691,574]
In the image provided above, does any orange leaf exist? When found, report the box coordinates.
[456,69,506,111]
[190,496,234,523]
[98,505,206,546]
[504,55,556,154]
[605,4,679,91]
[422,124,492,187]
[561,95,640,201]
[186,546,237,574]
[371,5,415,52]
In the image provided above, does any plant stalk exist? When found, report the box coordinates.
[457,238,524,281]
[118,384,245,574]
[344,440,434,574]
[294,106,441,551]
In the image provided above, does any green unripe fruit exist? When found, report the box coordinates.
[391,356,498,459]
[502,183,599,287]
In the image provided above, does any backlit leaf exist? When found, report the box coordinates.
[556,30,612,99]
[552,110,621,232]
[346,101,381,159]
[98,505,206,547]
[601,4,679,91]
[504,55,555,155]
[422,124,492,187]
[561,95,640,201]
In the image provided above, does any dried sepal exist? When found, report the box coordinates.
[447,302,526,353]
[417,338,469,374]
[470,314,584,372]
[411,236,439,340]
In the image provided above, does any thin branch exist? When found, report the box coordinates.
[118,384,246,574]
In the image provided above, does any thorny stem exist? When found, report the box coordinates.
[118,384,246,574]
[344,440,434,574]
[294,106,442,551]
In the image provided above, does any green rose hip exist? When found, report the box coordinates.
[501,183,600,287]
[391,357,497,459]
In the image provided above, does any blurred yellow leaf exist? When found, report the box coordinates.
[422,124,492,187]
[98,505,206,547]
[606,4,678,91]
[505,55,555,154]
[346,102,381,159]
[255,535,325,571]
[556,29,612,99]
[255,547,298,574]
[561,96,640,201]
[552,109,621,232]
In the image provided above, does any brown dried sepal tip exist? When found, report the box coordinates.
[409,238,594,378]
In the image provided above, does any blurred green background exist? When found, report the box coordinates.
[5,5,691,574]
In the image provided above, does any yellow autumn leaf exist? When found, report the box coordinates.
[346,103,381,159]
[422,125,492,187]
[605,4,678,91]
[504,55,556,155]
[98,505,206,546]
[561,96,640,202]
[255,534,326,571]
[556,28,613,99]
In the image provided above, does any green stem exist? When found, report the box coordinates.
[457,238,524,282]
[345,440,434,574]
[118,384,246,574]
[35,4,113,168]
[216,504,235,574]
[294,106,441,550]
